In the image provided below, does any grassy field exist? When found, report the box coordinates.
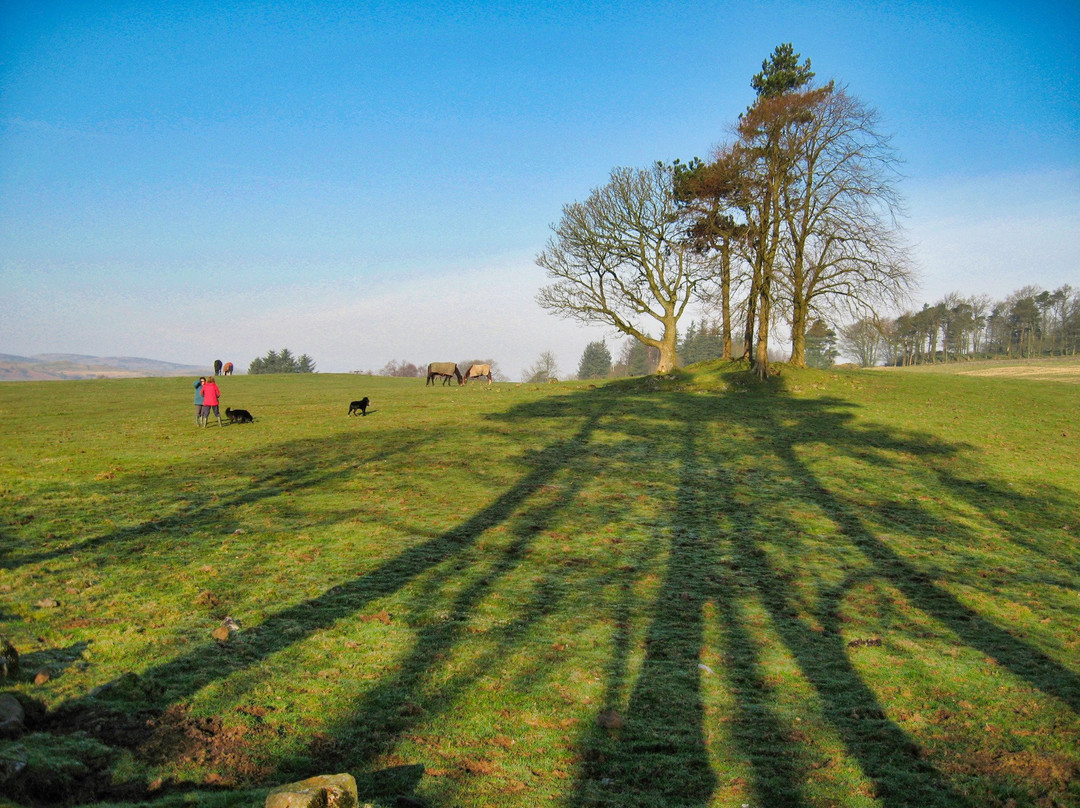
[0,362,1077,808]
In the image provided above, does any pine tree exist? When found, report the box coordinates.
[577,341,612,380]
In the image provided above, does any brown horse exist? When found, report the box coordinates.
[222,362,234,376]
[426,362,462,386]
[463,363,492,385]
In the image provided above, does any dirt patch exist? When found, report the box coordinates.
[942,746,1079,793]
[959,365,1080,382]
[140,704,274,783]
[6,700,273,806]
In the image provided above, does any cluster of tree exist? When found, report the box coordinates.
[678,320,727,366]
[379,360,426,377]
[522,340,660,383]
[537,44,912,378]
[247,348,316,374]
[839,284,1079,366]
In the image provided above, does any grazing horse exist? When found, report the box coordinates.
[213,359,223,376]
[222,362,234,376]
[463,363,492,385]
[426,362,462,386]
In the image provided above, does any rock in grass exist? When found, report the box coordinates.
[265,773,358,808]
[0,636,18,680]
[0,693,26,739]
[212,616,241,642]
[596,709,625,730]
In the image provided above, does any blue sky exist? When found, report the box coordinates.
[2,0,1078,375]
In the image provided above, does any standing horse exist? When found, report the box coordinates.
[213,359,223,376]
[426,362,462,386]
[222,362,234,376]
[463,363,492,385]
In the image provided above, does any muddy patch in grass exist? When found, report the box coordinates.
[4,700,274,806]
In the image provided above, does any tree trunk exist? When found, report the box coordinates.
[657,316,679,373]
[754,276,772,379]
[789,300,807,368]
[720,241,733,359]
[741,265,760,360]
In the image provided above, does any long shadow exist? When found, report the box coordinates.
[296,415,605,790]
[713,380,1078,803]
[33,410,607,805]
[14,376,1079,805]
[565,375,1078,806]
[62,416,600,710]
[569,418,718,806]
[0,430,431,572]
[725,510,968,807]
[751,389,1080,714]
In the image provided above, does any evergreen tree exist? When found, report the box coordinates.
[248,348,316,374]
[577,341,613,380]
[678,320,725,365]
[805,319,839,368]
[751,42,815,99]
[618,339,657,376]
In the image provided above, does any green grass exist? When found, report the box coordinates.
[0,364,1077,807]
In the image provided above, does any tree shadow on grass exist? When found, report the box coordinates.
[556,374,1077,807]
[746,387,1080,715]
[707,377,1079,804]
[0,431,433,573]
[24,410,607,804]
[568,419,719,807]
[9,375,1079,806]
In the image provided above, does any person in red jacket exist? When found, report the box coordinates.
[199,376,222,428]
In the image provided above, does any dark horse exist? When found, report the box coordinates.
[213,359,223,376]
[222,362,234,376]
[426,362,462,386]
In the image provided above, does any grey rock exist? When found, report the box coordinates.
[266,773,358,808]
[0,693,26,739]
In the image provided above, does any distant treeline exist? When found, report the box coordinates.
[840,284,1079,367]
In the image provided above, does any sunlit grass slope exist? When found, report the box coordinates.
[0,364,1076,807]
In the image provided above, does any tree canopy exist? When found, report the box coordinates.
[674,44,911,377]
[536,164,714,373]
[248,349,317,374]
[577,341,613,380]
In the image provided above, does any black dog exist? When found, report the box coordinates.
[225,407,254,424]
[348,398,370,416]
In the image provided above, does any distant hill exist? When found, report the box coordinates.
[0,353,210,381]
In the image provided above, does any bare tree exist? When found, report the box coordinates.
[840,317,887,367]
[775,86,914,366]
[522,351,559,383]
[379,360,424,378]
[969,294,993,356]
[536,164,714,373]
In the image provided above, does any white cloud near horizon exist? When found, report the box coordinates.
[1,255,616,378]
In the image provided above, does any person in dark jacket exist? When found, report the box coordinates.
[193,377,206,426]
